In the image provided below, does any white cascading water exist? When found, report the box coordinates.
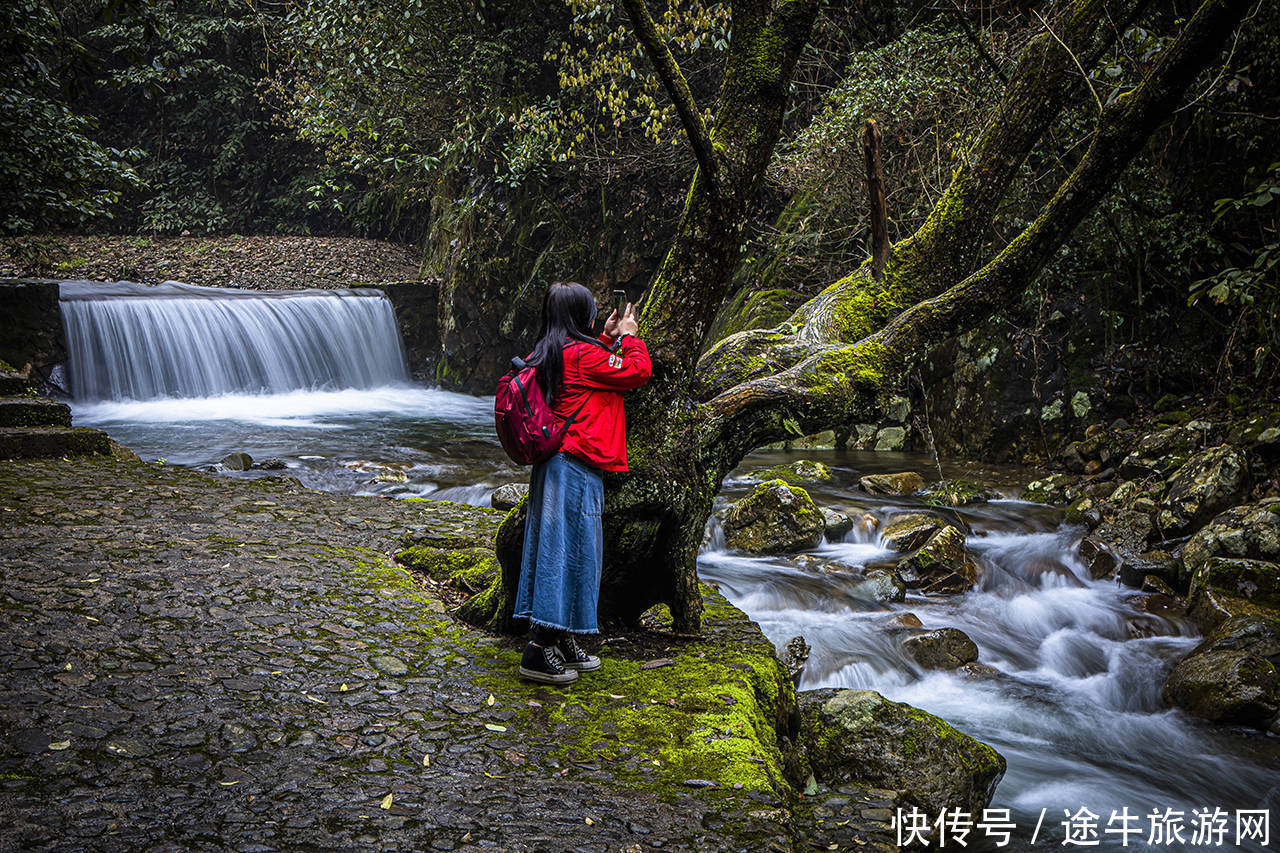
[699,470,1280,852]
[60,280,408,401]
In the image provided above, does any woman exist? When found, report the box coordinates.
[514,281,651,684]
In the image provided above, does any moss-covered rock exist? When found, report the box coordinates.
[797,689,1005,818]
[1021,473,1076,504]
[1182,501,1280,579]
[902,628,979,670]
[897,526,978,594]
[859,471,925,495]
[745,459,833,484]
[1157,445,1249,533]
[1188,557,1280,615]
[856,569,906,603]
[721,480,825,554]
[820,507,853,540]
[1162,615,1280,728]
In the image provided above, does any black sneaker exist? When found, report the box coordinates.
[518,643,578,685]
[555,635,601,672]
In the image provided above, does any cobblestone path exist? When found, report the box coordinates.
[0,457,821,852]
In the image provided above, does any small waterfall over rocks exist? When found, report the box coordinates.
[60,281,408,401]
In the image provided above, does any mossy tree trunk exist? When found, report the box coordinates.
[467,0,1252,636]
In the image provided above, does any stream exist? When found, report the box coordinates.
[63,283,1276,851]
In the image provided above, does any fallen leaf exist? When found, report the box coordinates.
[803,774,818,796]
[422,754,430,767]
[461,833,471,842]
[641,658,676,670]
[380,793,393,810]
[484,724,507,732]
[64,663,72,671]
[48,740,70,751]
[220,780,239,786]
[340,683,349,692]
[585,817,595,826]
[486,694,495,706]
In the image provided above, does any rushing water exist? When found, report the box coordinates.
[62,284,1276,851]
[60,280,408,401]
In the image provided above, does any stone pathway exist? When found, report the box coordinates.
[0,457,896,851]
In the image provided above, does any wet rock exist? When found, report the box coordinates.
[257,457,287,470]
[783,636,811,688]
[880,513,948,552]
[1078,538,1118,580]
[1162,616,1280,728]
[881,612,923,631]
[1181,501,1280,579]
[1094,508,1157,559]
[1141,575,1177,596]
[957,661,1004,681]
[747,460,833,484]
[490,483,528,511]
[1187,557,1280,623]
[1157,445,1249,533]
[221,451,253,471]
[798,689,1005,818]
[897,527,978,595]
[902,628,979,670]
[109,439,141,462]
[1117,551,1177,590]
[857,570,906,603]
[1021,473,1076,504]
[874,427,907,451]
[820,507,853,540]
[859,472,924,496]
[721,479,825,554]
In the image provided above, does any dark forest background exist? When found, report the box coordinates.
[3,0,1278,402]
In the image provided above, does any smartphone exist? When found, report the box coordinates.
[612,289,627,316]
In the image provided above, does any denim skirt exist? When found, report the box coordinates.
[512,452,604,633]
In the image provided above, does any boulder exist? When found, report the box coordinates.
[721,480,825,554]
[1116,551,1177,590]
[856,569,906,603]
[874,427,906,452]
[747,460,833,484]
[880,513,948,552]
[859,471,925,495]
[903,628,979,670]
[1186,557,1280,627]
[820,507,853,540]
[1162,616,1280,728]
[1181,501,1280,578]
[1158,445,1249,533]
[798,689,1006,818]
[220,451,253,471]
[881,612,924,631]
[898,526,979,594]
[491,483,529,511]
[256,457,287,470]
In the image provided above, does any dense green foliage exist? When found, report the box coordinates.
[5,0,1277,388]
[0,0,141,235]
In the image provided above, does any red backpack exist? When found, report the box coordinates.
[494,357,585,465]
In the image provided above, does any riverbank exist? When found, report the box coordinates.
[2,235,423,290]
[0,453,900,851]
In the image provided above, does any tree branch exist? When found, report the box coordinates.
[698,0,1252,461]
[618,0,720,191]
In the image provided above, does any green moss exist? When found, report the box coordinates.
[473,585,797,800]
[396,545,498,593]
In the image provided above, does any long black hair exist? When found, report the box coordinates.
[526,281,608,405]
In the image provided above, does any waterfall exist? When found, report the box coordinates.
[60,281,409,401]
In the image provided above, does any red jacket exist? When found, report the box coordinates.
[554,333,652,471]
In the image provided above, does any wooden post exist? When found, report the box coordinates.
[863,118,888,280]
